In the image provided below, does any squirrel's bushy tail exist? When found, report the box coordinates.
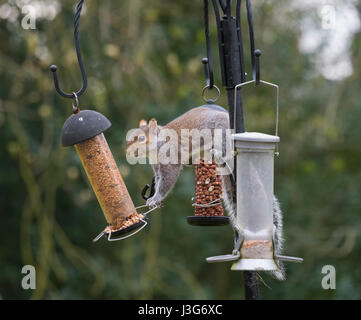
[221,175,286,281]
[270,196,286,281]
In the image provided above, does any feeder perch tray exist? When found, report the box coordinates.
[187,216,229,226]
[93,216,148,242]
[106,218,147,240]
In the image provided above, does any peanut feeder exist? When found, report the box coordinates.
[61,109,145,240]
[187,158,229,226]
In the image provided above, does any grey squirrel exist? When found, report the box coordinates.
[125,105,285,280]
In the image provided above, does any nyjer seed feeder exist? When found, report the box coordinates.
[207,131,291,270]
[231,132,280,270]
[61,109,146,241]
[230,132,303,270]
[206,79,303,270]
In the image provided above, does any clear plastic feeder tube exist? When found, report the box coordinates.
[232,132,279,269]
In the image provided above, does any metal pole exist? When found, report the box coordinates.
[243,269,259,300]
[213,0,259,300]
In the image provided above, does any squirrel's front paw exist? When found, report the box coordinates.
[146,196,163,209]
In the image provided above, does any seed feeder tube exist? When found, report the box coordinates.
[230,132,279,271]
[206,81,302,269]
[61,109,145,240]
[187,159,229,226]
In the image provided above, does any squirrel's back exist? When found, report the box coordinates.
[164,105,229,133]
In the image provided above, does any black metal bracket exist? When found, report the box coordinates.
[202,57,213,88]
[212,0,260,90]
[210,0,260,300]
[50,0,88,100]
[203,0,214,89]
[254,48,261,85]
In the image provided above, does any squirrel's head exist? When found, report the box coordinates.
[125,118,159,158]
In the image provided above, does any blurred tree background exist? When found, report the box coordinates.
[0,0,360,299]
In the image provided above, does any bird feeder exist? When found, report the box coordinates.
[206,80,302,270]
[49,1,149,242]
[231,132,279,270]
[61,109,145,240]
[187,158,229,226]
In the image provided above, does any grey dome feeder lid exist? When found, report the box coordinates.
[200,104,228,113]
[61,110,111,147]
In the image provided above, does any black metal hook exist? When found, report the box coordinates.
[203,0,214,89]
[218,0,233,14]
[254,49,261,85]
[218,0,227,13]
[236,0,261,85]
[202,57,213,88]
[141,177,156,201]
[50,0,87,99]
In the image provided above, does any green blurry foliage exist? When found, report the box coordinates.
[0,0,360,299]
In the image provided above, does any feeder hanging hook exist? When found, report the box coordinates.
[202,0,214,89]
[50,0,88,100]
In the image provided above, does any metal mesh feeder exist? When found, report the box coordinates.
[187,158,229,226]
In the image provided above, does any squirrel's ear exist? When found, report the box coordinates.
[149,118,158,131]
[139,119,147,127]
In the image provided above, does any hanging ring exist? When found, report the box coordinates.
[202,84,220,104]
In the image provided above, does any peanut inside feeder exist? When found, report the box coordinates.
[61,109,144,238]
[187,158,229,226]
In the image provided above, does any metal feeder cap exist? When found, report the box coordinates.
[200,104,228,113]
[61,110,111,147]
[232,132,280,143]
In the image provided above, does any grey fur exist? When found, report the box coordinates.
[147,163,183,208]
[271,196,286,280]
[222,176,286,281]
[144,106,286,280]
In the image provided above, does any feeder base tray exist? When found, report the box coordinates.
[106,218,147,240]
[206,253,240,263]
[187,216,229,226]
[231,258,278,271]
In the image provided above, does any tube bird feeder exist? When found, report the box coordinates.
[231,132,279,270]
[187,158,229,226]
[61,109,145,240]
